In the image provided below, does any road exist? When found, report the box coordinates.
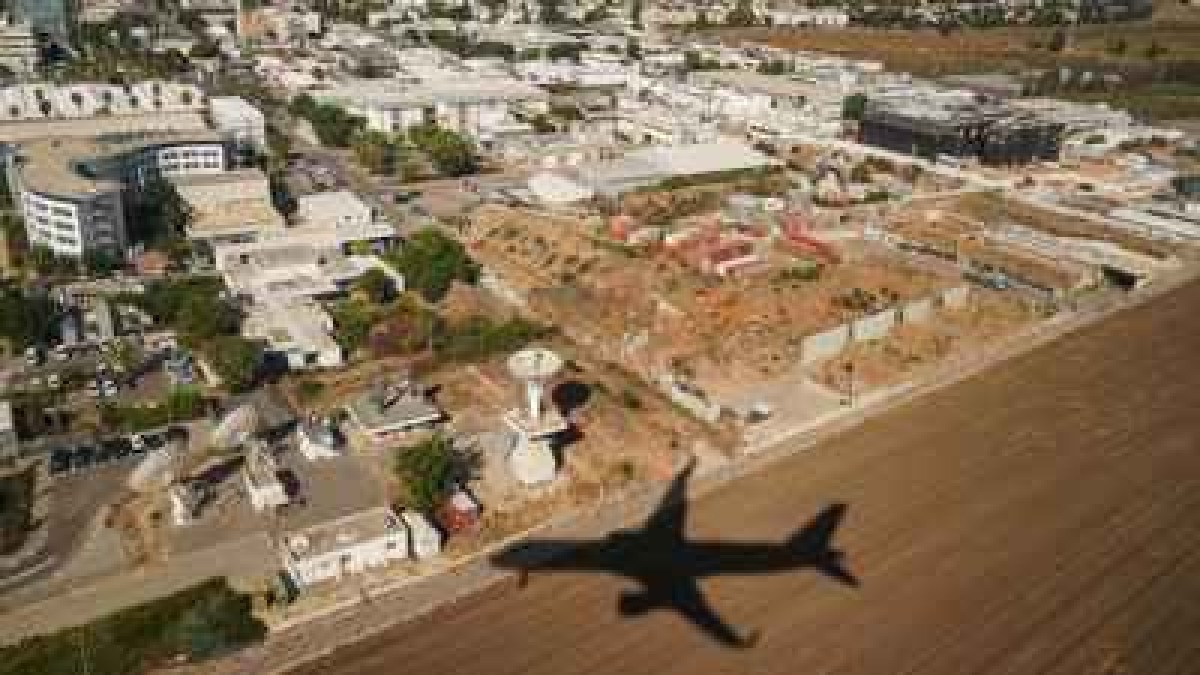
[295,278,1200,675]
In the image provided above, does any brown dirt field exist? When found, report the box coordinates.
[295,277,1200,675]
[713,11,1200,75]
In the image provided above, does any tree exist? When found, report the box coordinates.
[352,130,395,175]
[385,228,479,303]
[725,0,759,27]
[353,267,395,304]
[134,277,240,342]
[1048,28,1068,52]
[329,298,381,353]
[394,433,475,511]
[0,170,12,209]
[541,0,567,24]
[0,284,58,350]
[131,175,193,245]
[290,95,364,148]
[176,292,240,342]
[841,93,868,121]
[408,124,479,177]
[204,336,262,393]
[82,249,121,277]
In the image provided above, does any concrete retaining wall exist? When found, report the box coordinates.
[903,297,935,325]
[941,285,971,309]
[853,308,897,342]
[801,323,851,364]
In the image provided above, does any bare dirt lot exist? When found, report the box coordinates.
[293,277,1200,675]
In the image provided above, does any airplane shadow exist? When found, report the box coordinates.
[491,459,859,648]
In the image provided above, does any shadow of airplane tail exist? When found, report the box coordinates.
[788,502,860,588]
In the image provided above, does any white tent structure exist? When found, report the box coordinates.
[527,172,594,205]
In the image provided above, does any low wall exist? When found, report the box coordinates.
[800,286,972,365]
[942,285,971,309]
[853,308,897,342]
[801,323,851,365]
[658,375,722,424]
[903,297,935,324]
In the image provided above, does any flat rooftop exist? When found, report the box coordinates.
[347,392,441,432]
[283,505,403,561]
[12,130,223,197]
[581,141,779,194]
[690,70,829,99]
[184,197,286,240]
[314,76,548,109]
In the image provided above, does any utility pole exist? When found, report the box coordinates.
[843,359,855,407]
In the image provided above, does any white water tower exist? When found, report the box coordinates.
[504,347,568,486]
[509,347,562,424]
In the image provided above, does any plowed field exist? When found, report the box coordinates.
[296,280,1200,675]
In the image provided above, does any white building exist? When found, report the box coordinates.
[242,444,289,512]
[400,509,441,560]
[0,16,39,77]
[0,81,205,122]
[0,399,18,462]
[313,76,548,138]
[208,96,268,151]
[5,132,228,259]
[174,169,286,245]
[216,233,402,370]
[243,297,344,370]
[281,506,411,586]
[346,382,443,443]
[295,190,374,231]
[297,416,343,461]
[767,8,849,27]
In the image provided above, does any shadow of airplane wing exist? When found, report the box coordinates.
[642,457,696,542]
[620,576,757,649]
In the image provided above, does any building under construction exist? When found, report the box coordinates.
[860,94,1064,167]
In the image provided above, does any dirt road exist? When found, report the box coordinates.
[296,279,1200,675]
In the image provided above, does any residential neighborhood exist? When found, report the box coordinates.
[0,1,1199,674]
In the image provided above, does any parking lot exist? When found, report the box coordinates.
[45,429,175,477]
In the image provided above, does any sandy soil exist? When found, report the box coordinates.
[293,277,1200,675]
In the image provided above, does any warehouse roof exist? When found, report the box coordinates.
[314,76,548,109]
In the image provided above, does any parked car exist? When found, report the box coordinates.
[72,445,97,471]
[49,447,72,475]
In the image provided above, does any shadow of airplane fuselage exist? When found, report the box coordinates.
[490,459,858,648]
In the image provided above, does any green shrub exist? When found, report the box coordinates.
[433,316,552,365]
[393,433,477,511]
[100,387,207,433]
[0,578,265,675]
[619,389,643,410]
